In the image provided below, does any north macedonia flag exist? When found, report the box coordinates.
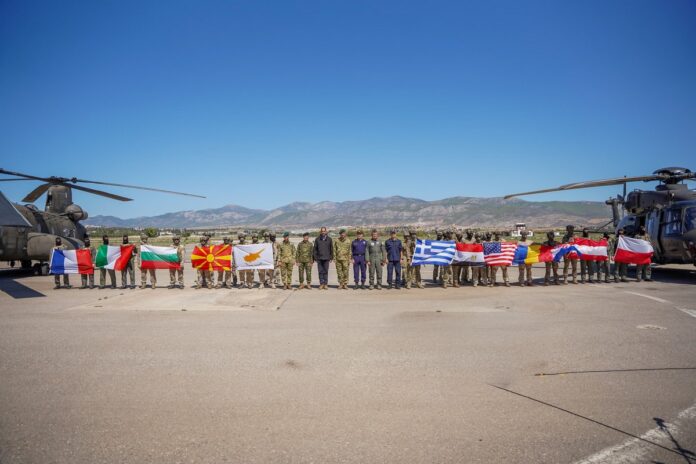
[191,245,232,271]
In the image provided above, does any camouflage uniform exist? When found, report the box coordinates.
[451,233,463,287]
[257,234,270,288]
[439,232,454,288]
[196,237,213,289]
[402,235,413,288]
[296,235,314,288]
[139,235,157,289]
[634,232,652,282]
[598,235,612,283]
[333,233,352,289]
[366,234,386,289]
[270,233,281,287]
[215,238,233,288]
[80,240,95,289]
[169,237,185,288]
[516,234,533,286]
[409,232,423,288]
[121,237,136,289]
[278,234,296,288]
[543,234,560,285]
[432,232,443,283]
[470,235,485,287]
[98,237,116,289]
[579,229,595,283]
[488,233,510,287]
[613,234,628,282]
[52,243,71,288]
[562,226,578,284]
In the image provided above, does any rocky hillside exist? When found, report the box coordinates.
[85,196,611,229]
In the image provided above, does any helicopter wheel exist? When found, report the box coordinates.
[41,262,50,276]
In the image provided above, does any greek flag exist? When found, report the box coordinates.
[412,239,456,266]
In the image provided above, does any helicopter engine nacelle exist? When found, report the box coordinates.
[64,204,88,222]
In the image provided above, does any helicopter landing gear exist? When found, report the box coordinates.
[32,262,49,276]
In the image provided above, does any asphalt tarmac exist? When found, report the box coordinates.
[1,258,695,464]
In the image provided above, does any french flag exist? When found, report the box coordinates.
[573,238,608,262]
[49,249,94,275]
[454,243,485,266]
[614,236,653,265]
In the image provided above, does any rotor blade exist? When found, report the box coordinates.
[72,178,206,198]
[0,168,53,183]
[0,178,33,182]
[66,183,133,201]
[22,183,52,202]
[504,174,665,199]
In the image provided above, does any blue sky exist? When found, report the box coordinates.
[1,0,695,218]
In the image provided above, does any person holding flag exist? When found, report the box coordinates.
[139,234,156,289]
[516,231,534,286]
[562,225,579,284]
[543,231,560,286]
[80,237,95,289]
[169,235,185,289]
[52,237,71,289]
[633,226,653,282]
[98,235,116,289]
[613,229,628,282]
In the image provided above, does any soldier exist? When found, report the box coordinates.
[296,232,314,289]
[409,231,424,288]
[597,232,612,283]
[333,229,351,290]
[439,231,454,288]
[562,225,578,284]
[543,231,560,285]
[432,230,443,283]
[168,235,185,289]
[121,234,136,289]
[351,230,368,289]
[634,225,652,282]
[366,229,386,290]
[451,231,463,288]
[517,231,533,286]
[251,234,265,288]
[401,232,413,288]
[195,236,213,289]
[215,237,233,288]
[52,237,71,289]
[461,229,475,284]
[488,231,511,287]
[385,229,403,289]
[257,233,268,288]
[278,232,296,289]
[470,233,485,287]
[236,233,250,288]
[79,237,95,289]
[483,231,493,286]
[613,228,628,282]
[139,234,156,289]
[98,235,116,289]
[270,232,281,288]
[313,227,333,290]
[579,227,595,283]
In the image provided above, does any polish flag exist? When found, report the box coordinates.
[614,236,653,265]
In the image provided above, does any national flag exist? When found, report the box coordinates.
[140,244,181,270]
[614,236,653,265]
[573,237,608,261]
[483,241,518,266]
[513,243,544,265]
[454,242,485,266]
[50,249,94,275]
[94,244,134,271]
[412,240,456,266]
[544,243,584,262]
[233,244,274,270]
[191,245,232,271]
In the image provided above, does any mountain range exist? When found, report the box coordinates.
[84,196,612,229]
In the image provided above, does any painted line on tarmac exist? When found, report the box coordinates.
[623,291,670,304]
[675,308,696,318]
[572,401,696,464]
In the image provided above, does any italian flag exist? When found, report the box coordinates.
[95,244,134,271]
[140,244,181,270]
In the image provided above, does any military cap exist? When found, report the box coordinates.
[283,231,290,237]
[339,229,346,234]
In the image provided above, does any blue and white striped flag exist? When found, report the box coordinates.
[412,239,456,266]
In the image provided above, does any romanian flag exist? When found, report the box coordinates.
[191,245,232,271]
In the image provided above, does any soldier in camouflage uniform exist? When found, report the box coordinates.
[451,231,463,287]
[488,231,511,287]
[236,233,249,288]
[251,234,263,288]
[483,232,493,285]
[296,232,313,289]
[121,234,136,289]
[409,231,423,288]
[270,232,281,288]
[52,237,71,289]
[401,232,412,288]
[633,226,652,282]
[432,231,443,283]
[195,236,213,289]
[139,234,157,289]
[366,229,386,289]
[80,237,95,289]
[470,233,485,287]
[333,229,352,289]
[215,237,233,288]
[98,235,116,289]
[439,230,453,288]
[579,227,595,283]
[562,225,578,284]
[613,228,628,282]
[278,232,296,289]
[461,230,475,284]
[257,233,269,288]
[543,231,560,285]
[516,231,534,286]
[168,235,185,289]
[597,232,612,283]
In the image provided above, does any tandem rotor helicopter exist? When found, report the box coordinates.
[0,168,205,275]
[505,166,696,266]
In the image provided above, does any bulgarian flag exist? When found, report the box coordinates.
[140,245,181,270]
[95,244,134,271]
[614,236,653,265]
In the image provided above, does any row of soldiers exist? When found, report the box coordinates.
[52,224,652,290]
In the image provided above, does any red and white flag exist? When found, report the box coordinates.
[614,236,653,265]
[573,238,608,261]
[454,243,485,266]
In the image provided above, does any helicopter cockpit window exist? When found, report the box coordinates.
[662,208,683,236]
[685,207,696,232]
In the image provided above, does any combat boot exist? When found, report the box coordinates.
[368,284,374,290]
[377,284,382,290]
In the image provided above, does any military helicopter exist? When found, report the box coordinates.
[0,168,205,275]
[505,167,696,266]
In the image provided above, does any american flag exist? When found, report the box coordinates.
[483,241,518,266]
